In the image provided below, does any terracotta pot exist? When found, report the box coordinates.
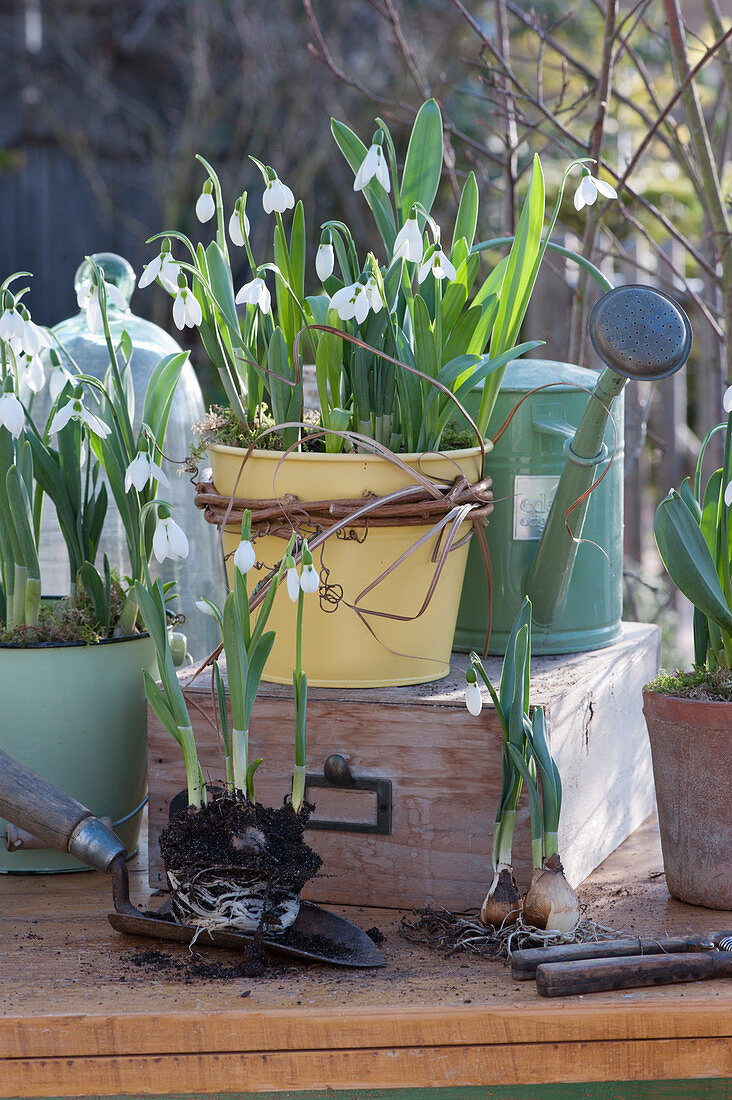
[642,689,732,909]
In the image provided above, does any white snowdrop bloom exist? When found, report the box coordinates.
[573,171,618,212]
[330,281,370,324]
[465,677,483,717]
[354,141,390,193]
[235,276,271,315]
[392,215,423,263]
[725,481,732,508]
[418,246,457,285]
[300,563,319,594]
[285,554,300,603]
[315,242,334,282]
[77,280,127,335]
[233,538,256,574]
[49,396,111,439]
[723,385,732,414]
[262,173,295,215]
[0,392,25,438]
[138,248,180,292]
[196,183,216,223]
[19,354,45,394]
[21,318,53,358]
[364,275,383,314]
[228,203,250,247]
[124,451,170,494]
[49,362,77,403]
[172,282,202,330]
[196,598,216,616]
[0,306,26,343]
[152,512,189,563]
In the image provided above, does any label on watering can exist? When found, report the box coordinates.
[513,475,560,540]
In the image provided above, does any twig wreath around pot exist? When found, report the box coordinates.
[138,516,321,939]
[137,100,617,687]
[644,385,732,910]
[0,262,187,871]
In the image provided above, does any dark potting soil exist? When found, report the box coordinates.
[127,947,264,981]
[159,795,322,895]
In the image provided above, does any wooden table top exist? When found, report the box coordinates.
[1,815,731,1099]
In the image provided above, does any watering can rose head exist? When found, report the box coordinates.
[653,384,732,673]
[140,102,616,457]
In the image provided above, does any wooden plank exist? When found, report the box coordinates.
[148,626,659,905]
[2,999,732,1060]
[4,1083,731,1100]
[4,1036,732,1098]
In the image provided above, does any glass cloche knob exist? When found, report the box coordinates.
[73,253,136,311]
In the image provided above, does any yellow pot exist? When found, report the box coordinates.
[208,442,490,687]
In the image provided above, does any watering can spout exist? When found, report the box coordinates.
[525,285,692,626]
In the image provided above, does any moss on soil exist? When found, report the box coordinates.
[645,666,732,702]
[191,404,479,460]
[0,577,128,646]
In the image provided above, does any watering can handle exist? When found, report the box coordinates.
[0,747,126,872]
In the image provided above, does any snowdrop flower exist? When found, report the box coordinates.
[49,391,111,438]
[152,506,189,563]
[315,232,334,282]
[196,180,216,223]
[392,210,423,262]
[233,537,256,574]
[138,241,180,292]
[0,305,26,344]
[124,448,170,494]
[235,275,271,314]
[418,245,457,285]
[285,552,300,603]
[77,279,127,335]
[573,168,618,212]
[0,391,25,438]
[354,133,390,193]
[172,276,202,330]
[465,667,483,717]
[330,280,370,324]
[725,481,732,508]
[723,385,732,414]
[364,274,383,314]
[262,170,295,215]
[18,353,45,394]
[19,313,52,358]
[299,542,319,595]
[196,598,216,616]
[228,197,250,247]
[49,360,76,402]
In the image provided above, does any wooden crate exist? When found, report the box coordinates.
[148,623,660,909]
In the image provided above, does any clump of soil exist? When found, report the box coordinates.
[128,947,263,982]
[159,795,322,935]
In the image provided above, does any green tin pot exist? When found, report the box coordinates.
[0,632,155,872]
[454,359,624,656]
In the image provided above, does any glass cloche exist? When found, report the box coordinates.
[34,253,225,657]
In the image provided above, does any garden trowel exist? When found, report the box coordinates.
[0,747,385,968]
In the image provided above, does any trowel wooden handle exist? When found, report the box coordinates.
[0,748,125,871]
[0,747,92,850]
[536,951,732,997]
[512,935,715,978]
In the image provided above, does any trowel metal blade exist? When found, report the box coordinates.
[108,899,386,968]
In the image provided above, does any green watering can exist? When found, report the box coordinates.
[454,285,693,656]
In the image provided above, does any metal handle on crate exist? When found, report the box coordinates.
[304,754,392,835]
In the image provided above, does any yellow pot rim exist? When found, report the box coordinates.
[209,440,493,463]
